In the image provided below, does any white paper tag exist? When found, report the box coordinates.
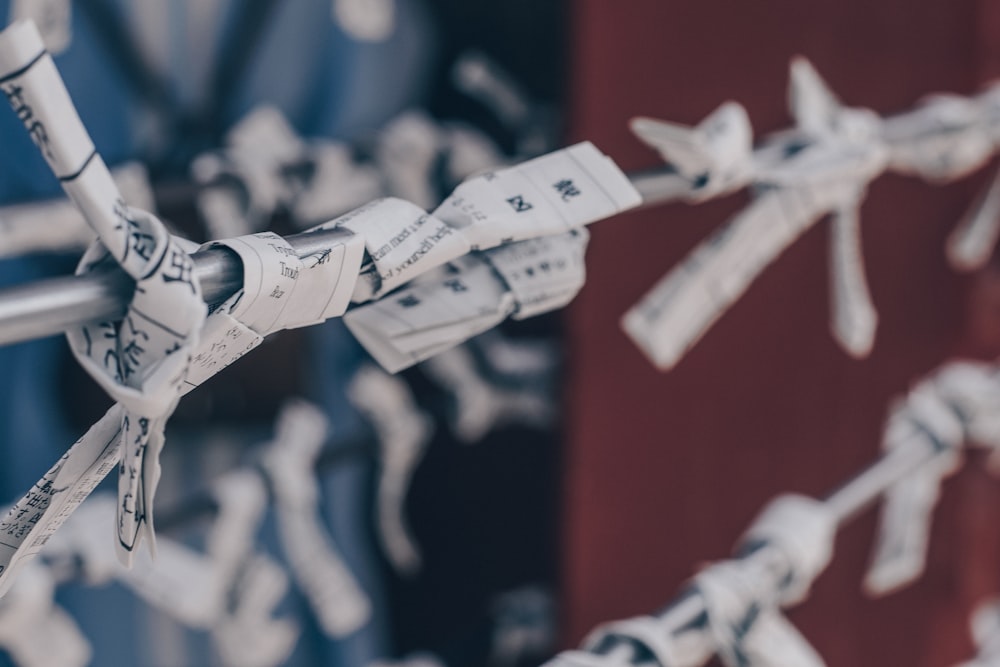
[66,228,205,567]
[375,111,442,210]
[0,563,90,667]
[0,407,122,597]
[208,226,365,335]
[422,345,553,443]
[0,160,153,258]
[262,400,372,637]
[0,23,139,267]
[483,228,589,319]
[212,554,299,667]
[433,141,640,251]
[865,374,967,596]
[344,256,515,373]
[630,102,754,200]
[0,21,207,567]
[348,365,432,574]
[340,197,471,299]
[828,201,877,357]
[281,221,367,326]
[293,141,383,226]
[183,314,264,392]
[622,187,822,370]
[883,95,995,182]
[332,0,396,43]
[739,495,835,605]
[864,466,943,596]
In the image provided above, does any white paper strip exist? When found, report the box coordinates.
[348,365,431,574]
[342,197,471,299]
[948,165,1000,272]
[261,400,372,638]
[344,256,515,373]
[433,141,640,251]
[828,200,878,357]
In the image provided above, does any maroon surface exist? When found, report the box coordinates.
[561,2,1000,664]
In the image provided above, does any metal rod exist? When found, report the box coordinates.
[0,226,356,346]
[821,439,935,524]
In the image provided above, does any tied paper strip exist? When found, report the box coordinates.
[580,615,701,667]
[829,199,878,357]
[621,177,853,370]
[883,93,997,183]
[630,101,755,201]
[116,472,270,629]
[376,112,446,211]
[0,409,124,596]
[69,231,205,567]
[342,197,472,302]
[45,484,298,667]
[213,554,298,667]
[261,400,372,638]
[864,385,964,596]
[948,165,1000,272]
[866,362,1000,596]
[345,229,589,373]
[956,599,1000,667]
[621,152,883,370]
[209,231,338,333]
[0,190,364,595]
[0,161,154,258]
[0,21,207,567]
[432,141,640,252]
[348,365,432,575]
[8,0,71,55]
[0,562,90,667]
[184,221,365,390]
[694,494,835,667]
[569,495,836,667]
[373,111,507,217]
[485,228,590,319]
[543,652,636,667]
[0,22,361,592]
[695,561,826,667]
[422,345,554,443]
[207,474,298,667]
[737,495,836,606]
[44,478,266,630]
[332,0,396,43]
[623,58,888,371]
[192,106,309,239]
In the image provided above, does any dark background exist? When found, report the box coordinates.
[562,2,1000,665]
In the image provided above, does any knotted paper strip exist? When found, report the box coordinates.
[0,20,207,568]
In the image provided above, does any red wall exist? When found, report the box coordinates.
[563,1,1000,664]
